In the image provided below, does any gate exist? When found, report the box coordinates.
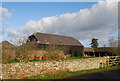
[107,56,120,66]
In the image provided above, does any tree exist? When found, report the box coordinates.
[90,38,99,48]
[108,36,119,56]
[44,43,66,60]
[14,45,31,62]
[14,36,32,62]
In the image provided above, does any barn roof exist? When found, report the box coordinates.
[84,47,94,52]
[84,47,117,52]
[94,47,118,52]
[28,32,83,46]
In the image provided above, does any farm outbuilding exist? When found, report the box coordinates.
[26,32,84,56]
[84,47,117,57]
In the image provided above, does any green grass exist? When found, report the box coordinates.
[27,65,120,79]
[64,57,96,60]
[7,57,96,64]
[7,60,49,64]
[8,60,21,63]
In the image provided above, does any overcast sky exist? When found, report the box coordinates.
[1,0,119,47]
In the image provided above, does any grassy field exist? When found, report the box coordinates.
[27,65,120,79]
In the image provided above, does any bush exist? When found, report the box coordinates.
[2,48,15,63]
[1,41,16,63]
[14,46,31,62]
[45,44,65,60]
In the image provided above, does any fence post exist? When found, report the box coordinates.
[104,56,109,67]
[99,63,103,68]
[106,56,110,67]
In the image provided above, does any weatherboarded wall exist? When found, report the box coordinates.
[2,57,107,79]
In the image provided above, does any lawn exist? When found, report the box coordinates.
[27,65,120,79]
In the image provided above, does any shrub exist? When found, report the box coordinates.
[14,46,31,62]
[2,47,16,63]
[45,44,65,60]
[2,49,15,63]
[1,41,16,63]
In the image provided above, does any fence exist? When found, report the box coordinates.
[99,56,120,68]
[107,56,120,66]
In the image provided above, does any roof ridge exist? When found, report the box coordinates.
[29,32,83,46]
[33,32,73,38]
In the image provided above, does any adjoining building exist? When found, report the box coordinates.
[26,32,84,56]
[84,47,117,57]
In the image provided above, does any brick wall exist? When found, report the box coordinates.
[2,57,107,79]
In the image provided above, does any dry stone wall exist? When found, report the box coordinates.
[2,57,107,79]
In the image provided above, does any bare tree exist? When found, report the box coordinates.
[108,36,118,56]
[44,40,69,60]
[14,36,32,62]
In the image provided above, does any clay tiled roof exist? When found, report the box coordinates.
[28,32,83,46]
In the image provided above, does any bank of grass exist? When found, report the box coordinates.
[27,65,120,79]
[8,59,49,63]
[8,57,95,63]
[64,56,96,60]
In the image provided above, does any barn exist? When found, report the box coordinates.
[26,32,84,56]
[84,47,117,57]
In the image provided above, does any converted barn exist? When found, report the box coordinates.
[26,32,84,56]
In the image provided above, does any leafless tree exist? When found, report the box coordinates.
[44,40,68,60]
[108,36,119,56]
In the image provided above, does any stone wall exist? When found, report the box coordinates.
[2,57,107,79]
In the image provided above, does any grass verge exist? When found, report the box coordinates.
[64,57,96,60]
[7,57,96,63]
[27,65,120,79]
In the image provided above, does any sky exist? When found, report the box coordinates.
[0,0,119,47]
